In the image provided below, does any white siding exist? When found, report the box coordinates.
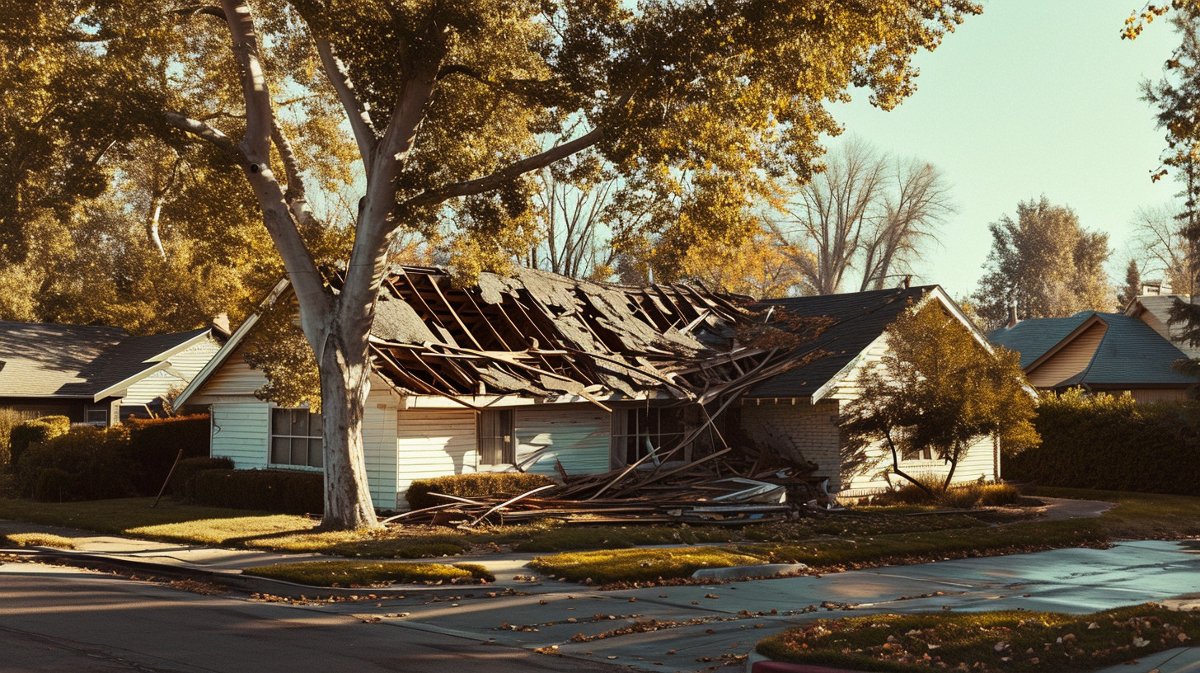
[362,380,399,509]
[123,337,222,405]
[842,433,999,495]
[515,405,611,477]
[197,344,269,398]
[211,402,270,469]
[395,410,478,509]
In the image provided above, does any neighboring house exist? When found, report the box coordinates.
[1123,283,1200,360]
[988,309,1196,403]
[0,322,222,425]
[175,267,1001,509]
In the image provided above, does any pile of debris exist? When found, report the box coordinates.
[387,439,834,527]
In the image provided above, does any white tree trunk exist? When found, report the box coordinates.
[316,322,378,530]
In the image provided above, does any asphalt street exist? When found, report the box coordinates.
[0,561,620,673]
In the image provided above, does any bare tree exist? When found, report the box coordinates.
[1131,204,1196,295]
[858,158,952,291]
[768,140,951,294]
[526,159,619,280]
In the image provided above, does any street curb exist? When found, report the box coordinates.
[693,563,808,581]
[2,547,537,598]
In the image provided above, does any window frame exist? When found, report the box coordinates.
[611,406,686,467]
[477,409,515,466]
[270,407,323,469]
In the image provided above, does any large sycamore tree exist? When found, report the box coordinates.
[39,0,980,529]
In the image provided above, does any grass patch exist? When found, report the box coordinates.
[756,603,1200,672]
[748,518,1107,570]
[243,560,491,587]
[528,547,763,584]
[1036,487,1200,540]
[0,532,77,549]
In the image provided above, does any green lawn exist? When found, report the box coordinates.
[243,560,494,587]
[530,488,1200,584]
[6,488,1200,584]
[528,547,764,584]
[756,603,1200,672]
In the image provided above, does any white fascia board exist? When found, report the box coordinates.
[92,361,172,402]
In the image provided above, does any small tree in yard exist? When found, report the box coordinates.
[840,302,1038,494]
[34,0,980,529]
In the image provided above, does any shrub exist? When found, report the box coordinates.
[15,425,134,501]
[10,416,70,467]
[0,409,24,471]
[193,469,323,514]
[169,456,234,498]
[405,472,555,511]
[1006,391,1200,495]
[877,479,1019,510]
[124,415,210,494]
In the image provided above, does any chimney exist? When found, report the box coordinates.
[901,274,912,289]
[211,312,231,338]
[1006,302,1019,329]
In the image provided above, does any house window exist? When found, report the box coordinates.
[85,409,109,426]
[477,409,515,465]
[902,445,934,462]
[612,407,685,466]
[271,408,323,468]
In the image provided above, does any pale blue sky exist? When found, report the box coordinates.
[830,0,1180,298]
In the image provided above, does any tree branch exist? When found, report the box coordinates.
[316,40,377,164]
[270,118,316,228]
[398,126,604,213]
[219,0,329,343]
[164,111,244,161]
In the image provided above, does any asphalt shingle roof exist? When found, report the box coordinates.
[746,286,934,399]
[988,312,1196,387]
[0,322,208,399]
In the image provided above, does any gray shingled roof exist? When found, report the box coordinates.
[989,312,1196,388]
[0,322,209,399]
[746,286,934,399]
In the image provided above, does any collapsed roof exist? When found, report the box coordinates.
[367,266,776,405]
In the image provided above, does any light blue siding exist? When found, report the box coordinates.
[211,403,270,469]
[516,405,611,477]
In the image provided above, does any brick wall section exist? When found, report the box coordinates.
[739,399,843,489]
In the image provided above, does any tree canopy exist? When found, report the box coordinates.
[14,0,982,529]
[972,197,1113,330]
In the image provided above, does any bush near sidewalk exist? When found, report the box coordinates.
[9,416,69,469]
[192,469,323,515]
[13,416,210,501]
[756,604,1200,672]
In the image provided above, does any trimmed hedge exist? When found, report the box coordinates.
[406,472,555,511]
[16,426,134,501]
[13,415,211,501]
[1006,391,1200,495]
[169,456,235,498]
[125,415,211,494]
[10,416,70,468]
[193,469,323,515]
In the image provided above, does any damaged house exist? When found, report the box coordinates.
[174,267,1000,511]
